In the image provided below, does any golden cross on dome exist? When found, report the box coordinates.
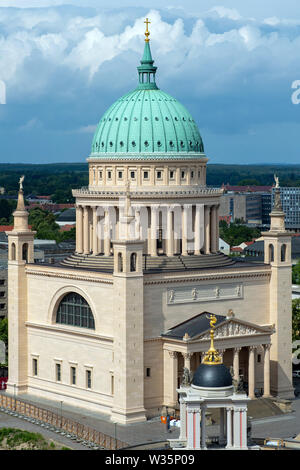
[202,314,222,365]
[144,18,151,42]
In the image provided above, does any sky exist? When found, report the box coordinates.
[0,1,300,164]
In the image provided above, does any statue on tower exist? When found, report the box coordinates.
[19,175,25,191]
[273,174,283,211]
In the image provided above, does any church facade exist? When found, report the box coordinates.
[6,26,294,424]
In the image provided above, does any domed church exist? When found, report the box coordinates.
[6,20,294,424]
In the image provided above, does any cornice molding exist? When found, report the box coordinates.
[25,267,113,284]
[144,270,270,285]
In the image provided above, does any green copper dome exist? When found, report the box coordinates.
[90,41,204,159]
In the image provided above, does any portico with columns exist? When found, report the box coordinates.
[162,312,273,409]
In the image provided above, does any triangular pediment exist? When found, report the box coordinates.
[193,318,273,342]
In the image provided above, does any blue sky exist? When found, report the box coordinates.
[0,1,300,164]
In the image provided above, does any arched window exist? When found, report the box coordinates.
[130,253,137,272]
[11,243,16,261]
[22,243,28,262]
[269,244,274,263]
[56,293,95,329]
[281,244,287,262]
[118,252,123,272]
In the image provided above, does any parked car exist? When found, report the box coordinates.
[293,370,300,378]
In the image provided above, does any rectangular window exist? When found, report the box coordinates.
[33,358,38,376]
[107,170,112,179]
[181,171,185,179]
[157,171,162,179]
[143,171,149,179]
[191,171,194,178]
[86,370,92,389]
[118,171,123,179]
[70,366,76,385]
[169,170,174,179]
[111,375,114,396]
[146,367,151,378]
[56,363,61,382]
[0,280,5,285]
[130,171,136,179]
[99,170,103,179]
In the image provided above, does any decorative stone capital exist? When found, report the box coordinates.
[182,352,193,360]
[264,343,271,351]
[169,351,178,359]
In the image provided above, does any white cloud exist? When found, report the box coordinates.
[209,6,242,21]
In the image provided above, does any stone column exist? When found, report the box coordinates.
[263,344,271,398]
[135,209,141,240]
[166,208,174,257]
[200,405,207,449]
[204,206,210,254]
[83,206,90,255]
[219,408,226,446]
[226,407,233,449]
[216,204,220,252]
[76,205,83,254]
[179,392,187,441]
[104,209,110,256]
[233,347,241,382]
[92,206,99,255]
[194,205,201,255]
[233,407,240,449]
[181,205,188,256]
[150,206,158,256]
[211,205,219,253]
[248,346,256,399]
[163,351,178,408]
[182,352,193,372]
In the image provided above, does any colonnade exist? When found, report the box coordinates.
[164,343,271,407]
[179,400,248,450]
[75,203,220,257]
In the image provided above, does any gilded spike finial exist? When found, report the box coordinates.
[202,314,222,365]
[144,18,151,42]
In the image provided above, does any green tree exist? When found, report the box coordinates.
[292,299,300,342]
[219,221,261,247]
[292,260,300,285]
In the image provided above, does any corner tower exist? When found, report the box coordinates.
[262,177,294,398]
[6,177,36,395]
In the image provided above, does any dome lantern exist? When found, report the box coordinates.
[137,19,158,90]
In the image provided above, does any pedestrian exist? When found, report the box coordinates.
[166,413,171,433]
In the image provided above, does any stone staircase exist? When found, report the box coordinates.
[59,252,237,274]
